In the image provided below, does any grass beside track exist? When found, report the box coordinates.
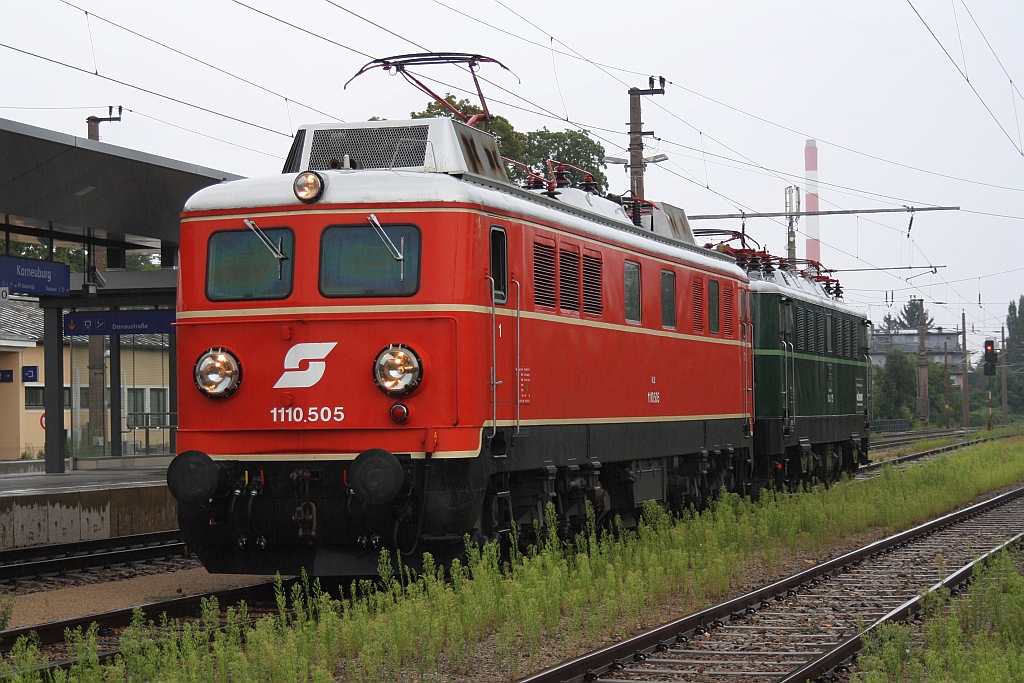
[870,426,1020,464]
[853,549,1024,683]
[6,437,1024,683]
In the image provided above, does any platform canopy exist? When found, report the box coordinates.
[0,117,242,247]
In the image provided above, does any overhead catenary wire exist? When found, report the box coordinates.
[905,0,1024,157]
[427,0,1024,193]
[57,0,346,123]
[0,41,291,138]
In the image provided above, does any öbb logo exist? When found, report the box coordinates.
[274,342,337,389]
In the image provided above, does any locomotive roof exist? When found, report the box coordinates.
[748,271,865,318]
[184,119,745,279]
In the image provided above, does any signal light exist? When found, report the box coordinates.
[984,339,997,376]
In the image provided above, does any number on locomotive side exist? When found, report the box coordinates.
[270,406,344,422]
[648,391,660,403]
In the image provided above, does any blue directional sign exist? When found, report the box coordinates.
[64,310,176,336]
[0,370,13,383]
[0,255,70,297]
[22,366,38,382]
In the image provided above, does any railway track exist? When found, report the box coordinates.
[0,579,288,669]
[868,428,969,451]
[0,531,185,583]
[518,484,1024,683]
[858,433,1015,478]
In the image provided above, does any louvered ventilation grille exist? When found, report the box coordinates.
[796,307,805,351]
[817,312,825,354]
[533,243,556,308]
[307,126,429,170]
[722,287,734,337]
[846,320,853,357]
[559,251,580,312]
[692,279,704,332]
[582,255,602,316]
[282,129,305,174]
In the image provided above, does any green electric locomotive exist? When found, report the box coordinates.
[746,261,870,486]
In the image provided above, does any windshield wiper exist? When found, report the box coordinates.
[243,219,289,280]
[367,214,405,281]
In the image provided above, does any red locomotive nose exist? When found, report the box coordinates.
[389,403,410,423]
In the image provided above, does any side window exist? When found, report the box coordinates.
[582,250,603,316]
[489,227,507,305]
[624,260,641,324]
[708,279,720,334]
[692,278,705,332]
[559,246,581,313]
[24,386,43,407]
[660,270,676,329]
[826,312,834,353]
[533,241,556,308]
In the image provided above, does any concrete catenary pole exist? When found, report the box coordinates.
[1003,325,1009,426]
[918,299,929,426]
[804,140,821,262]
[962,311,970,428]
[944,341,950,429]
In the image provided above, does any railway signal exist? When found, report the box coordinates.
[984,339,997,376]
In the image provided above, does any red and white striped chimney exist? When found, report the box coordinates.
[804,139,820,262]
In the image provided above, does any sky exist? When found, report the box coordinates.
[2,0,1023,348]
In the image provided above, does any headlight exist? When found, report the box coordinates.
[293,171,325,203]
[373,345,422,396]
[194,348,242,399]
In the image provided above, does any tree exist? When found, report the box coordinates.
[519,127,608,193]
[881,300,934,332]
[1006,295,1024,366]
[411,95,607,192]
[927,360,961,427]
[872,349,918,420]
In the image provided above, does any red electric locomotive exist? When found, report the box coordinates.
[167,112,755,575]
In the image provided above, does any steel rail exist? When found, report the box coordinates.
[0,531,184,583]
[514,484,1024,683]
[860,433,1014,473]
[779,530,1024,683]
[0,579,284,653]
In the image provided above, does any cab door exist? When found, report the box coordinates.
[487,223,519,456]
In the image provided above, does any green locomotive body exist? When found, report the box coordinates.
[749,269,870,484]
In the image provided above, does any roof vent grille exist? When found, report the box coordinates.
[307,125,429,170]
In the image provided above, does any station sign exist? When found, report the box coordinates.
[64,310,176,336]
[0,255,70,297]
[22,366,38,382]
[0,370,12,383]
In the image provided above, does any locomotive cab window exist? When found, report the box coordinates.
[320,223,420,297]
[624,260,641,324]
[661,270,676,329]
[207,227,294,301]
[490,226,508,305]
[708,279,720,334]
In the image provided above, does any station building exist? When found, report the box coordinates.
[0,116,239,471]
[868,327,967,388]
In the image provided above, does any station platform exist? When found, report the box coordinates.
[0,466,177,550]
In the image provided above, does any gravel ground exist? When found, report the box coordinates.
[7,568,274,629]
[1,556,204,597]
